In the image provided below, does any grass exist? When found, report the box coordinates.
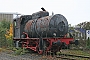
[0,48,7,52]
[56,49,90,60]
[0,47,26,55]
[57,49,90,56]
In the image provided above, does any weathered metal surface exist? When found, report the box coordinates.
[24,14,68,38]
[49,14,68,37]
[13,18,21,38]
[13,15,32,38]
[20,15,32,24]
[32,11,49,19]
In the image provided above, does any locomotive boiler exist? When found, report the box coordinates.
[24,13,68,38]
[13,8,78,54]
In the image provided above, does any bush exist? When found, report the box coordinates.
[0,20,14,49]
[0,20,11,48]
[86,38,90,49]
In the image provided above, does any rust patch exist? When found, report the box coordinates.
[25,20,33,32]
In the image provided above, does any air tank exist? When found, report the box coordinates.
[24,14,68,38]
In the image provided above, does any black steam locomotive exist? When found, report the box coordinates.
[13,8,77,54]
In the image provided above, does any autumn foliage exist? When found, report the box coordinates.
[5,24,13,40]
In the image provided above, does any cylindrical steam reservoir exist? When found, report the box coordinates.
[24,14,68,38]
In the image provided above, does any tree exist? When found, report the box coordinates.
[77,21,90,30]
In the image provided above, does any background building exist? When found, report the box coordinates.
[0,13,13,22]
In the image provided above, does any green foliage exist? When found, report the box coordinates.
[83,22,90,30]
[7,39,13,48]
[69,27,74,30]
[0,20,11,48]
[57,49,90,56]
[0,20,10,29]
[14,48,23,55]
[14,48,28,55]
[86,38,90,49]
[77,22,90,30]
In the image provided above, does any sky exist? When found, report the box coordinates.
[0,0,90,25]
